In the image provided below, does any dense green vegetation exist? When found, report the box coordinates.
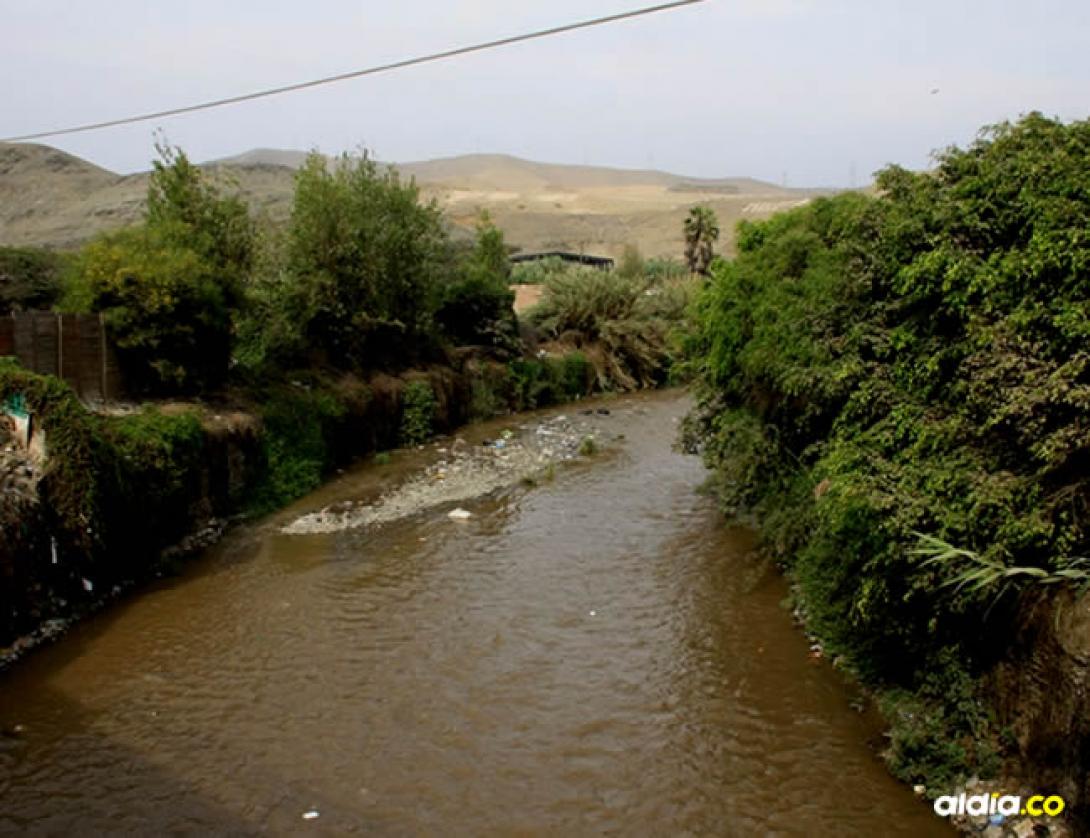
[516,251,697,390]
[434,212,518,352]
[399,379,437,446]
[5,110,1086,814]
[0,246,66,314]
[48,145,559,394]
[0,140,697,649]
[61,144,254,393]
[264,151,447,369]
[684,113,1090,786]
[64,223,236,393]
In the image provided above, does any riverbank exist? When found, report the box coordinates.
[681,114,1090,832]
[0,351,605,666]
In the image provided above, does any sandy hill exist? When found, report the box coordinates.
[1,144,828,258]
[216,149,793,194]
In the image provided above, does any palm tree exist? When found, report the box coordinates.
[683,206,720,276]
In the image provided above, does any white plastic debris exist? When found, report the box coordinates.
[302,810,320,820]
[81,578,94,593]
[448,508,472,521]
[588,610,597,617]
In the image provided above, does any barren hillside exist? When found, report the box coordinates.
[0,144,826,258]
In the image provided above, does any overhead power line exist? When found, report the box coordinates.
[2,0,705,143]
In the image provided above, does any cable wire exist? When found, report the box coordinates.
[1,0,704,143]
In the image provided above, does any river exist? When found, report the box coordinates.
[0,390,949,835]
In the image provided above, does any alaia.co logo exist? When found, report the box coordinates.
[933,792,1065,820]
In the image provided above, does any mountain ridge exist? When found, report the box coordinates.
[0,142,828,256]
[210,148,799,195]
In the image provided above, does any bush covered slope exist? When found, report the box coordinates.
[684,113,1090,785]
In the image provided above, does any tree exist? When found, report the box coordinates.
[146,139,254,307]
[434,211,517,350]
[61,142,255,392]
[69,224,231,393]
[0,247,64,314]
[285,151,447,368]
[684,206,720,276]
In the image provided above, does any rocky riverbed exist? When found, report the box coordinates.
[282,409,616,535]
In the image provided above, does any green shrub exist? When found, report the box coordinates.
[105,407,206,551]
[399,379,437,446]
[0,246,65,313]
[528,268,682,390]
[644,256,688,282]
[504,353,594,410]
[464,361,513,420]
[62,142,254,394]
[558,352,592,398]
[531,266,644,337]
[880,652,1001,788]
[146,140,254,304]
[435,213,517,351]
[64,224,232,393]
[249,382,347,512]
[283,151,446,369]
[510,255,568,285]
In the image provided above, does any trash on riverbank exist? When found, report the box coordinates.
[282,412,607,535]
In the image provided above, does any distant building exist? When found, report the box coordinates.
[509,251,614,270]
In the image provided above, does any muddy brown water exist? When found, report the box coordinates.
[0,391,950,836]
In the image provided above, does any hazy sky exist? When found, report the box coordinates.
[4,0,1089,185]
